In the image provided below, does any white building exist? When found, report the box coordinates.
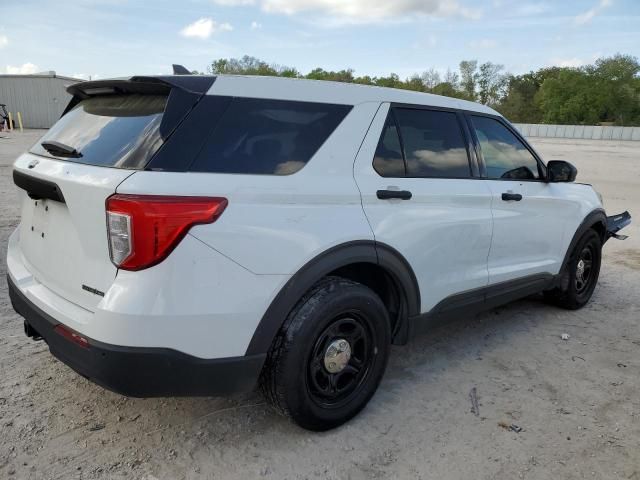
[0,72,83,128]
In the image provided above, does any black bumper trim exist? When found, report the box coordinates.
[7,275,266,397]
[606,211,631,240]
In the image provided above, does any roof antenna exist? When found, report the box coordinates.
[172,64,191,75]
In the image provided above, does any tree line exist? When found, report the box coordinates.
[204,54,640,126]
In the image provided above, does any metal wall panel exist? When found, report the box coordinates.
[0,75,80,128]
[513,123,640,141]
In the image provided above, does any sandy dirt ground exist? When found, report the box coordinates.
[0,131,638,480]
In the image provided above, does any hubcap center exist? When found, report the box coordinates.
[577,259,585,279]
[324,339,351,373]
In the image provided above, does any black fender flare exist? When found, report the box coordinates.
[558,208,607,277]
[244,240,421,355]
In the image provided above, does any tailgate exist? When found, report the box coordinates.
[13,154,133,311]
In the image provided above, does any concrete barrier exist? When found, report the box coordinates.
[514,123,640,141]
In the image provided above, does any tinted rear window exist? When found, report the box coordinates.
[190,98,351,175]
[30,94,167,169]
[394,108,470,178]
[373,115,405,177]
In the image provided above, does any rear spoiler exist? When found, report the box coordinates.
[66,75,215,99]
[63,75,217,140]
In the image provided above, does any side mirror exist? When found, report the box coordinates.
[547,160,577,183]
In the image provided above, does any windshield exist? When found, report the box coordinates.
[30,94,167,169]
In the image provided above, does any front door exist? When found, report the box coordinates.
[467,114,573,285]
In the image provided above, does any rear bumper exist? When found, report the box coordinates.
[8,274,266,397]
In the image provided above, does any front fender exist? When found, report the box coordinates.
[559,208,607,276]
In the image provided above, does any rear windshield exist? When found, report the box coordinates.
[189,98,351,175]
[30,94,167,169]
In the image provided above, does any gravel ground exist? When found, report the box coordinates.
[0,131,638,480]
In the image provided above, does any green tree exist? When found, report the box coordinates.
[477,62,507,106]
[535,55,640,125]
[590,54,640,124]
[305,68,355,83]
[420,68,441,91]
[459,60,478,100]
[205,54,640,126]
[208,55,299,77]
[374,73,403,89]
[432,82,465,98]
[404,74,426,92]
[536,69,600,124]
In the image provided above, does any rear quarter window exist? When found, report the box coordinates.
[30,94,167,169]
[189,98,351,175]
[394,108,471,178]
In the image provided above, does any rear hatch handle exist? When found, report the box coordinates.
[606,211,631,241]
[13,169,66,203]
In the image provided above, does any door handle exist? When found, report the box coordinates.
[501,192,523,201]
[377,189,412,200]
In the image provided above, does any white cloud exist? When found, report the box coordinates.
[549,53,601,68]
[469,38,497,49]
[6,63,39,74]
[550,55,599,68]
[512,3,550,16]
[574,0,613,25]
[250,20,262,29]
[0,35,8,48]
[214,0,481,23]
[180,18,233,39]
[552,57,585,68]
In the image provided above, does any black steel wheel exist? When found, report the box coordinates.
[261,277,391,431]
[306,313,375,409]
[575,245,596,294]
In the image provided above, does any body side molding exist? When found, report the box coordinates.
[408,273,556,336]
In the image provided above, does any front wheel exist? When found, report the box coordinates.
[261,277,391,431]
[545,229,602,310]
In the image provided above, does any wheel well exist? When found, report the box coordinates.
[245,241,419,356]
[590,220,606,242]
[328,263,404,340]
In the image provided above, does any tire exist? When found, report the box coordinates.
[261,276,391,431]
[544,229,602,310]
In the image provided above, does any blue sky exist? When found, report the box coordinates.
[1,0,639,80]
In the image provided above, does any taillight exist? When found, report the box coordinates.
[106,194,228,271]
[54,324,90,349]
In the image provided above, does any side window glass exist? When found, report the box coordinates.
[373,114,405,177]
[394,108,471,178]
[190,98,351,175]
[471,116,540,180]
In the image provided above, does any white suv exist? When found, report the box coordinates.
[7,74,631,430]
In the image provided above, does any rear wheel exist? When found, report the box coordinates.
[545,229,602,310]
[261,277,391,431]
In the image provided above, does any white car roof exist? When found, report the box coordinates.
[208,74,500,116]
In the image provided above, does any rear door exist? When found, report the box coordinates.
[353,103,493,313]
[467,114,575,285]
[14,91,169,311]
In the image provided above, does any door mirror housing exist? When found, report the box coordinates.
[547,160,577,183]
